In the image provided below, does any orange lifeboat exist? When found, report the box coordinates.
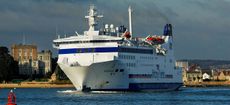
[146,36,164,44]
[124,31,131,39]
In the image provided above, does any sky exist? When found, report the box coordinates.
[0,0,230,60]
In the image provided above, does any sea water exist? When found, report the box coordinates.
[0,87,230,105]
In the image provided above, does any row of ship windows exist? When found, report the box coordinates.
[54,40,121,44]
[60,48,152,54]
[110,69,125,76]
[117,63,136,67]
[119,55,160,60]
[118,55,135,60]
[74,48,95,53]
[119,63,160,68]
[115,69,124,72]
[118,47,153,54]
[129,73,173,79]
[126,63,136,67]
[140,56,158,60]
[119,55,172,64]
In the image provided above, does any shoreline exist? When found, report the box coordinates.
[0,82,74,88]
[184,81,230,87]
[2,81,230,89]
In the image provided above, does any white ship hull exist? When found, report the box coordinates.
[58,59,182,91]
[59,60,129,91]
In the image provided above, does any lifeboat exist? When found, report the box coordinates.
[122,31,131,39]
[146,35,164,44]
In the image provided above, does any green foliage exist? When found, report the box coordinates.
[11,79,23,83]
[55,65,68,80]
[51,79,71,84]
[34,78,48,82]
[45,71,53,78]
[0,46,18,82]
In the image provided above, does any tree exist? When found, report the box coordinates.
[55,65,68,80]
[0,46,18,82]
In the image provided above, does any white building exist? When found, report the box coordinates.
[37,50,52,75]
[202,73,210,80]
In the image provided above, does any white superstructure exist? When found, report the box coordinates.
[53,5,182,91]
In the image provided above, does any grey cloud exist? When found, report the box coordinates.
[0,0,230,60]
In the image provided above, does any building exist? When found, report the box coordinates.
[37,50,52,75]
[185,68,203,83]
[11,44,52,76]
[201,69,213,80]
[176,61,189,83]
[11,44,38,75]
[181,63,202,83]
[213,69,230,81]
[202,73,211,80]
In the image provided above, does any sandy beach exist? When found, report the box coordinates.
[0,82,74,88]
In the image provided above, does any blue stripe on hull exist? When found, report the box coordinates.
[59,47,118,54]
[129,83,183,91]
[89,83,183,92]
[58,47,154,54]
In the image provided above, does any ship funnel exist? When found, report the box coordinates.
[163,24,173,36]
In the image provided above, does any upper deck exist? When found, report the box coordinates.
[53,5,173,56]
[53,35,123,48]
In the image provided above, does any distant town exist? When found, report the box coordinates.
[177,60,230,86]
[1,44,230,87]
[0,44,69,88]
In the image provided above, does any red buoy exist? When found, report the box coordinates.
[6,90,17,105]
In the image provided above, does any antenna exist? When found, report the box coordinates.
[55,25,58,36]
[85,5,103,31]
[56,25,61,39]
[128,6,133,38]
[64,31,67,38]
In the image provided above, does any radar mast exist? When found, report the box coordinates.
[85,5,103,32]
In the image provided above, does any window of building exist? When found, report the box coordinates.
[19,49,22,53]
[40,56,43,60]
[23,56,26,60]
[24,51,27,56]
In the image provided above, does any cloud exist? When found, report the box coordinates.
[0,0,230,60]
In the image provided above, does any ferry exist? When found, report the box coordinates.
[53,5,182,91]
